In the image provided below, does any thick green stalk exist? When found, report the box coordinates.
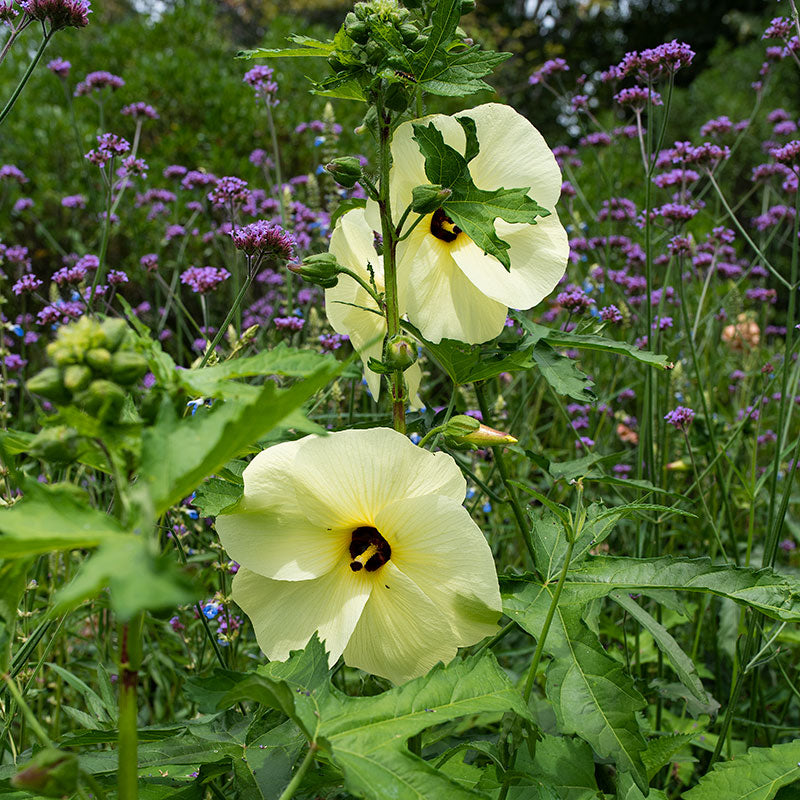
[277,743,318,800]
[0,31,53,127]
[376,97,405,433]
[118,614,144,800]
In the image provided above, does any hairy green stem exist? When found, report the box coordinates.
[278,743,318,800]
[0,31,53,127]
[118,614,144,800]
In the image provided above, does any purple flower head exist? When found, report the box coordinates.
[653,168,700,189]
[764,17,793,39]
[771,140,800,166]
[107,269,128,286]
[14,197,33,212]
[118,155,148,179]
[140,253,158,272]
[19,0,90,29]
[0,1,19,22]
[560,180,576,198]
[61,193,86,209]
[682,142,731,167]
[165,224,186,242]
[600,305,623,323]
[780,539,796,552]
[273,315,305,332]
[700,115,733,137]
[651,202,698,224]
[0,164,28,184]
[208,175,249,207]
[557,286,592,315]
[664,406,695,430]
[4,354,27,371]
[121,101,159,120]
[319,332,348,352]
[613,86,662,110]
[85,132,130,167]
[37,300,83,326]
[528,58,569,86]
[181,170,217,191]
[773,119,798,137]
[249,148,273,168]
[180,265,230,294]
[47,57,71,77]
[243,65,279,104]
[580,132,612,148]
[12,274,42,295]
[163,164,187,180]
[230,220,295,260]
[74,70,124,96]
[598,197,636,222]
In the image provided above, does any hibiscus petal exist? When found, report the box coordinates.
[398,223,507,344]
[216,440,351,581]
[456,103,563,209]
[232,565,371,666]
[342,562,458,684]
[290,428,466,528]
[450,212,569,309]
[376,494,501,646]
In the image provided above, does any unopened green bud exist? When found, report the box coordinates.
[399,23,419,44]
[411,184,452,214]
[346,19,369,44]
[409,32,428,51]
[46,344,78,367]
[85,347,112,374]
[325,156,362,189]
[100,317,129,351]
[110,351,148,386]
[27,367,69,403]
[444,415,518,448]
[460,0,476,14]
[289,253,341,289]
[384,335,417,371]
[77,379,126,424]
[11,748,78,798]
[29,425,81,465]
[63,364,92,393]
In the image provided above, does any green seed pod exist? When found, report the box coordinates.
[100,317,129,351]
[109,351,149,386]
[325,156,363,189]
[11,748,79,798]
[346,19,369,44]
[46,343,79,367]
[384,334,417,371]
[408,32,428,51]
[78,379,126,424]
[363,40,385,65]
[29,426,81,465]
[399,23,419,44]
[288,253,341,289]
[26,367,70,403]
[63,364,92,394]
[85,346,113,374]
[411,184,452,214]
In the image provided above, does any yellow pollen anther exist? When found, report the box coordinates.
[350,543,379,572]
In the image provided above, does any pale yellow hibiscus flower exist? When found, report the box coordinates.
[369,102,569,344]
[325,207,421,404]
[215,427,501,684]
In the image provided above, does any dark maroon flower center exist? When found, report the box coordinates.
[430,208,461,243]
[349,526,391,572]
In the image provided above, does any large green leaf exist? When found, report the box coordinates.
[502,581,648,791]
[611,592,718,715]
[220,638,531,800]
[517,318,671,371]
[564,556,800,622]
[412,121,548,270]
[139,355,341,517]
[529,342,596,402]
[52,537,195,621]
[410,0,510,96]
[513,733,600,800]
[683,741,800,800]
[176,344,338,399]
[0,482,126,557]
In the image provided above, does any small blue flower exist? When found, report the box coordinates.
[466,487,476,499]
[482,502,492,513]
[11,325,23,337]
[202,602,220,619]
[315,164,325,175]
[409,432,421,445]
[314,136,325,147]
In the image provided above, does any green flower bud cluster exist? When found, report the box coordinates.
[11,748,78,798]
[27,316,148,424]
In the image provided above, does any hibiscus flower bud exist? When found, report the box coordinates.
[11,748,78,798]
[26,366,70,403]
[325,156,363,188]
[443,415,518,447]
[289,253,341,289]
[411,184,452,214]
[384,334,417,370]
